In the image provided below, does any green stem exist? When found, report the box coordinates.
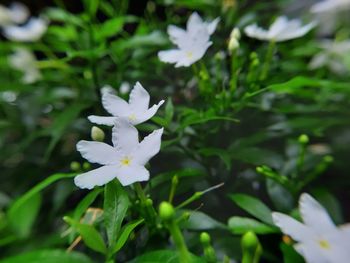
[229,49,238,94]
[176,192,202,210]
[259,40,275,81]
[168,176,178,203]
[167,220,191,262]
[134,182,147,204]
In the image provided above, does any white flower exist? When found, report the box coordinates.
[120,82,131,94]
[272,193,350,263]
[88,82,164,126]
[3,17,48,42]
[8,48,41,84]
[74,118,164,189]
[244,16,316,42]
[0,2,29,26]
[311,0,350,13]
[158,12,219,67]
[309,40,350,74]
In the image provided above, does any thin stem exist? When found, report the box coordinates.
[229,49,238,94]
[134,182,147,204]
[167,220,191,262]
[168,176,178,203]
[259,40,275,81]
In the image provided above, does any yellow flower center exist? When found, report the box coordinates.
[318,239,331,250]
[186,51,193,59]
[128,114,137,121]
[120,157,132,166]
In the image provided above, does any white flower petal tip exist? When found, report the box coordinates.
[310,0,350,13]
[159,12,218,67]
[90,82,164,125]
[244,16,316,42]
[74,165,119,189]
[3,17,48,42]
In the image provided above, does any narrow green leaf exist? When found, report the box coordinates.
[104,180,129,249]
[228,216,278,234]
[129,250,205,263]
[229,194,273,225]
[112,219,144,254]
[64,217,106,254]
[7,173,76,238]
[73,188,102,221]
[0,249,93,263]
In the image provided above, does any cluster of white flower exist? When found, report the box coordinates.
[74,82,164,189]
[273,193,350,263]
[1,2,48,84]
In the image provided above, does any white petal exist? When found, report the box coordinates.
[244,24,269,41]
[22,68,41,84]
[205,17,220,35]
[187,12,204,34]
[272,212,312,242]
[88,115,116,126]
[268,16,289,38]
[167,25,187,45]
[112,118,139,152]
[158,49,183,64]
[309,53,328,69]
[8,2,29,24]
[135,100,165,124]
[101,92,130,117]
[276,22,315,42]
[116,165,150,186]
[299,193,336,232]
[134,128,163,166]
[4,17,47,42]
[74,165,119,189]
[339,223,350,236]
[129,82,150,112]
[294,243,328,263]
[77,140,119,165]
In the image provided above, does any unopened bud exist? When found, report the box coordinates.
[200,232,211,245]
[228,27,240,54]
[91,126,105,142]
[82,162,91,170]
[230,27,241,39]
[70,161,81,171]
[298,134,309,144]
[159,201,175,221]
[241,231,259,250]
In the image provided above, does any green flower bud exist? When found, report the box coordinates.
[242,231,259,250]
[298,134,309,144]
[145,198,153,207]
[200,232,211,245]
[91,126,105,142]
[159,201,175,221]
[82,162,91,170]
[70,161,81,171]
[324,155,333,163]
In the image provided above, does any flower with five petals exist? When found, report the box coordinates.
[88,82,164,126]
[74,118,164,189]
[272,193,350,263]
[158,12,219,67]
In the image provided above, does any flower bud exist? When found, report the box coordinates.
[91,126,105,142]
[230,27,241,40]
[298,134,309,144]
[228,28,241,54]
[159,201,175,221]
[200,232,211,245]
[241,231,259,250]
[70,161,81,171]
[82,162,91,170]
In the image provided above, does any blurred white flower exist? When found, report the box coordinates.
[88,82,164,126]
[8,48,41,84]
[244,16,315,42]
[272,193,350,263]
[311,0,350,13]
[309,40,350,74]
[158,12,219,67]
[3,17,48,42]
[0,2,29,26]
[228,27,241,53]
[74,118,164,189]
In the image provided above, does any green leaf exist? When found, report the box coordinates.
[112,219,144,254]
[280,243,304,263]
[96,17,125,40]
[180,210,227,230]
[228,216,278,234]
[165,98,174,124]
[83,0,99,16]
[7,193,41,239]
[64,217,107,254]
[129,250,205,263]
[229,194,273,225]
[104,180,129,249]
[7,173,76,238]
[0,249,93,263]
